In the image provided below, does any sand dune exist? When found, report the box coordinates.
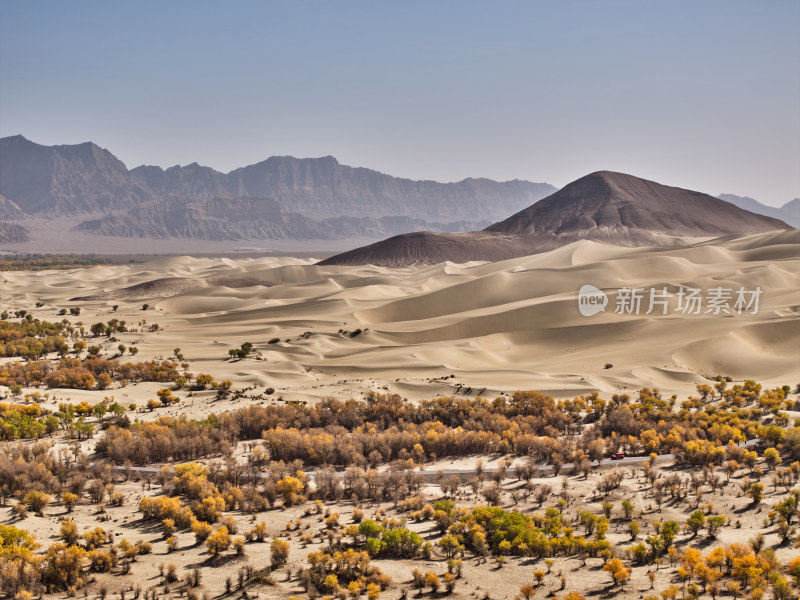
[1,232,798,409]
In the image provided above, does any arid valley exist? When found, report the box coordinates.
[1,228,799,600]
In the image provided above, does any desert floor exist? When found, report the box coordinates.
[10,459,799,600]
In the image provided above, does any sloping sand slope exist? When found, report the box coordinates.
[1,232,798,405]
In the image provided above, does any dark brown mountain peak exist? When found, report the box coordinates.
[486,170,790,238]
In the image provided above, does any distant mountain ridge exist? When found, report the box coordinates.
[0,135,151,215]
[76,196,490,241]
[129,155,552,221]
[0,135,555,241]
[0,195,27,220]
[783,199,800,225]
[718,193,800,227]
[0,222,29,243]
[322,171,793,266]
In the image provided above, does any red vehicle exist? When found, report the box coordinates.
[610,452,625,460]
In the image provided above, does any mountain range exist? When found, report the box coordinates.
[321,171,793,266]
[717,194,800,227]
[0,136,795,257]
[0,135,555,242]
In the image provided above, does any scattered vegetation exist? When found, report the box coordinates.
[0,254,108,271]
[0,374,799,599]
[228,341,254,360]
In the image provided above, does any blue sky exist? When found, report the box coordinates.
[1,1,798,206]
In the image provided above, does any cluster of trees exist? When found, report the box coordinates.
[0,318,69,359]
[0,307,179,395]
[0,438,141,512]
[97,420,229,464]
[0,402,59,440]
[314,494,619,567]
[0,442,61,506]
[55,399,129,440]
[421,502,612,559]
[137,460,310,534]
[658,543,799,599]
[339,518,423,559]
[319,462,431,505]
[0,450,301,596]
[0,254,107,271]
[0,516,157,595]
[89,383,800,471]
[0,317,66,342]
[0,523,45,596]
[88,318,128,337]
[0,357,181,390]
[228,341,254,360]
[302,548,389,598]
[1,396,129,442]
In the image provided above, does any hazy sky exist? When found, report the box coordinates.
[1,1,798,206]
